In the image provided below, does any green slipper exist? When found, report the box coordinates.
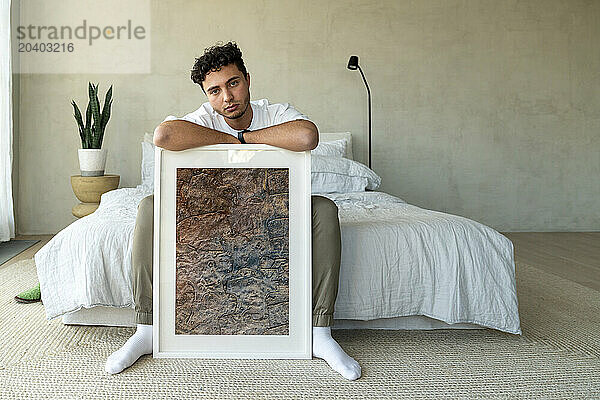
[15,283,42,304]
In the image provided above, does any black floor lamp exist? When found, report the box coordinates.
[347,55,371,169]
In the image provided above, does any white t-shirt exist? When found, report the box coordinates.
[162,98,311,137]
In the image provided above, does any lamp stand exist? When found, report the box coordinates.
[357,65,371,169]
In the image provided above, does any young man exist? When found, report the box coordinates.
[105,42,361,380]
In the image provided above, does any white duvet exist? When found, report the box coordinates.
[35,186,521,335]
[321,191,520,334]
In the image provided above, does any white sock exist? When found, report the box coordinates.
[105,324,153,374]
[312,326,361,380]
[105,324,361,379]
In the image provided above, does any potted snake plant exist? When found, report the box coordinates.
[71,82,113,176]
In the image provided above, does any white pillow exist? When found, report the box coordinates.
[140,133,376,194]
[319,133,353,160]
[311,155,381,193]
[311,138,348,158]
[141,133,155,187]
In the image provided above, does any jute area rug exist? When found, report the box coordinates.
[0,259,599,399]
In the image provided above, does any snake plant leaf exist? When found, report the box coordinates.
[94,83,103,148]
[89,82,101,148]
[83,126,91,149]
[99,85,113,132]
[98,98,112,148]
[71,100,86,147]
[84,99,92,147]
[71,100,84,130]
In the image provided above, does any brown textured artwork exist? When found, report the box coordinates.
[175,167,290,335]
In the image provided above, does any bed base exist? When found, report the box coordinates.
[62,306,484,330]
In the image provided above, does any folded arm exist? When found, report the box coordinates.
[153,121,240,151]
[243,120,319,152]
[153,119,319,152]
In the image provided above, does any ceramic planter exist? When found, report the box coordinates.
[78,148,107,176]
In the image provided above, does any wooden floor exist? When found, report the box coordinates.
[503,232,600,292]
[3,233,600,292]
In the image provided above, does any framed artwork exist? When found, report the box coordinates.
[153,144,312,359]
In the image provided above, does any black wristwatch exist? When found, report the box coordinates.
[238,129,250,144]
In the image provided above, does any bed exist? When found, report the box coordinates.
[35,132,521,335]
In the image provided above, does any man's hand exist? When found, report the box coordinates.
[153,120,241,151]
[243,120,319,152]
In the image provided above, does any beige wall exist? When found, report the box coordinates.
[15,0,600,234]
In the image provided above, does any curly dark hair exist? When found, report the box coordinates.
[190,41,248,93]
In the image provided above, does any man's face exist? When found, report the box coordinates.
[203,63,251,121]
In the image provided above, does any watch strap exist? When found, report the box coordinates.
[238,129,250,144]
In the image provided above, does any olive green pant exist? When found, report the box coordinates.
[132,194,341,327]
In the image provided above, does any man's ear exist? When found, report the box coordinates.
[246,73,250,89]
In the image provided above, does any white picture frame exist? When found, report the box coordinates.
[153,144,312,359]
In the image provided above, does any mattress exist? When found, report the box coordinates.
[37,186,520,334]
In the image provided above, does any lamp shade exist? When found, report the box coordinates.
[347,55,358,70]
